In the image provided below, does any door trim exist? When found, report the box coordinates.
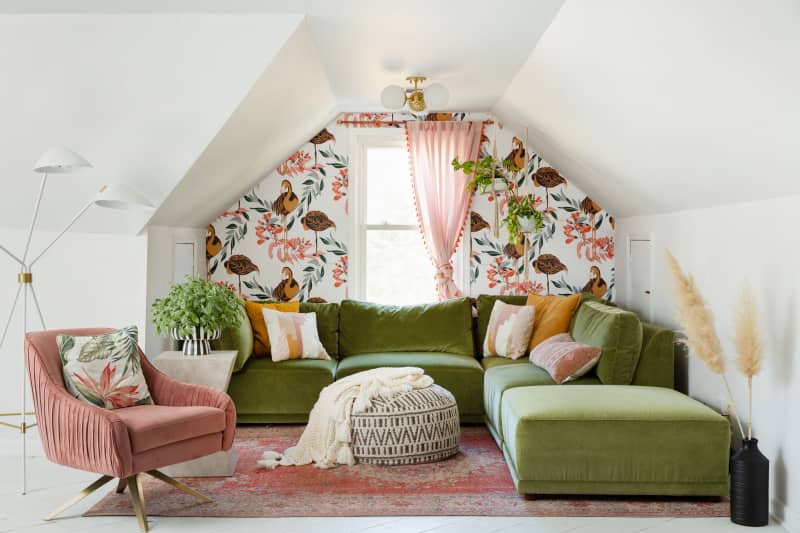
[626,233,654,323]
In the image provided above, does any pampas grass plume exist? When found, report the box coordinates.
[665,250,725,374]
[735,286,763,378]
[665,250,745,438]
[735,285,764,440]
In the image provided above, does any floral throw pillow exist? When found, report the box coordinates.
[483,300,536,359]
[57,326,152,409]
[262,309,331,362]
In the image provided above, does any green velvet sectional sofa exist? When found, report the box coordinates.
[216,294,731,497]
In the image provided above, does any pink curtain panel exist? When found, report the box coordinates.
[405,120,483,300]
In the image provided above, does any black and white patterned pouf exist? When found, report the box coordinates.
[351,384,460,466]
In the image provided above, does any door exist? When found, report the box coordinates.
[628,238,653,322]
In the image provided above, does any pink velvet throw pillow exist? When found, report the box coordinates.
[529,333,602,384]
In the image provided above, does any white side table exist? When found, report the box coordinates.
[153,350,238,477]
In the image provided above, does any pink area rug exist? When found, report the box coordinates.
[86,425,728,518]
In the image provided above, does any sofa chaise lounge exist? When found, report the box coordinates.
[217,294,730,497]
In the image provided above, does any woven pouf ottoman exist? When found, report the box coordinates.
[351,384,460,465]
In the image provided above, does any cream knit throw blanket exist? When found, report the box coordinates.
[257,366,433,469]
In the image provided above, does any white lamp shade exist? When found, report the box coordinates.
[424,83,449,110]
[33,146,92,174]
[93,184,153,210]
[380,84,406,110]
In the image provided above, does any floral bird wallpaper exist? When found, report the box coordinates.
[207,112,615,303]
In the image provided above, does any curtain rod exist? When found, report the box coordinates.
[335,119,495,127]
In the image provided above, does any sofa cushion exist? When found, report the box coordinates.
[570,300,643,385]
[115,405,225,453]
[227,358,337,422]
[500,386,730,496]
[300,302,339,359]
[525,293,582,350]
[483,363,600,444]
[632,323,675,388]
[339,299,474,357]
[244,300,300,357]
[475,295,527,357]
[335,352,484,420]
[215,311,255,372]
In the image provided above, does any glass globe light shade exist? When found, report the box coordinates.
[424,83,449,110]
[380,84,406,110]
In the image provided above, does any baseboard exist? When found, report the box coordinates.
[773,498,800,533]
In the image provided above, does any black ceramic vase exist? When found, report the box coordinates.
[730,438,769,527]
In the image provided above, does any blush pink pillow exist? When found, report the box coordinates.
[530,333,602,384]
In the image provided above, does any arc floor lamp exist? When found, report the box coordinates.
[0,146,152,494]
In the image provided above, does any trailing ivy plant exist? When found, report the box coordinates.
[152,277,244,337]
[452,156,510,194]
[504,194,544,244]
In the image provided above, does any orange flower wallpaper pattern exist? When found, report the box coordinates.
[207,112,614,302]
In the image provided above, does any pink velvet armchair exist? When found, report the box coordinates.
[25,328,236,532]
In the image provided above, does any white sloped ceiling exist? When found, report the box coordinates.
[0,12,302,233]
[493,0,800,217]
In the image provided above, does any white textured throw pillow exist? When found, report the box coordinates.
[57,326,152,409]
[483,300,536,359]
[262,309,330,362]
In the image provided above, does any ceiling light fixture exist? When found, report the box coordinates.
[380,76,449,113]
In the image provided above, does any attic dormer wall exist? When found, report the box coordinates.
[206,112,615,303]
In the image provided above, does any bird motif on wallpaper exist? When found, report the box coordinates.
[470,211,491,233]
[224,254,259,295]
[580,196,603,260]
[301,210,336,255]
[206,225,222,260]
[309,128,336,167]
[273,266,300,301]
[306,296,328,304]
[582,266,608,298]
[273,179,300,258]
[609,216,616,230]
[504,137,526,173]
[533,167,567,210]
[425,112,454,121]
[533,253,568,295]
[503,237,526,286]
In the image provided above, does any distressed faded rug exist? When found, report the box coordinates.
[86,425,728,518]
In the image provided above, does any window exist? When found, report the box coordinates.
[351,134,436,305]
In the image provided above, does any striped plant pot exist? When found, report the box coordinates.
[170,326,221,356]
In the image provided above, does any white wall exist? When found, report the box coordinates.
[617,195,800,531]
[144,226,206,357]
[0,227,147,456]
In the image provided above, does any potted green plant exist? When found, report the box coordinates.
[505,194,544,244]
[452,156,510,194]
[151,277,244,356]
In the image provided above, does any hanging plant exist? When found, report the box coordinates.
[504,194,544,244]
[452,156,510,194]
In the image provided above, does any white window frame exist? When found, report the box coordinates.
[348,128,470,301]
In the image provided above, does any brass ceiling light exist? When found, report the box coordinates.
[380,76,449,113]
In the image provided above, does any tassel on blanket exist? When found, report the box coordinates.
[257,450,283,469]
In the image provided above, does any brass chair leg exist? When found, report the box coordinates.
[116,478,127,494]
[44,475,114,521]
[127,474,148,533]
[146,469,212,503]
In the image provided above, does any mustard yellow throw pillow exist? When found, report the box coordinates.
[244,300,300,357]
[526,293,581,350]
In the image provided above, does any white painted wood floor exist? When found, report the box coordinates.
[0,453,787,533]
